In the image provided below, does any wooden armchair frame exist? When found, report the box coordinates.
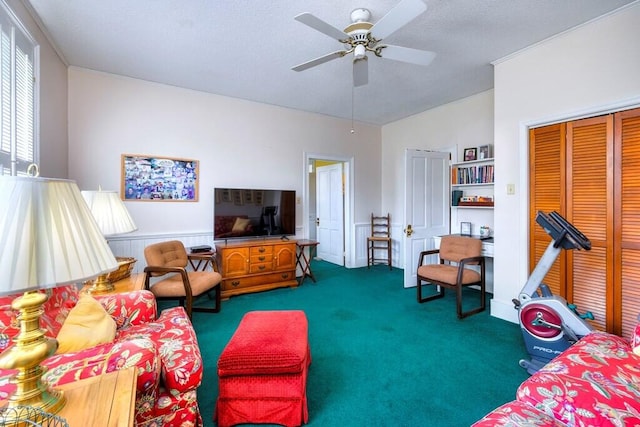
[143,241,222,319]
[416,236,486,319]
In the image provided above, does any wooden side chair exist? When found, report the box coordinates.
[416,235,485,319]
[367,213,392,269]
[143,240,222,319]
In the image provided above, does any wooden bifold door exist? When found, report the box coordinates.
[529,107,640,338]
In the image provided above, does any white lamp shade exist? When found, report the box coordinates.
[0,176,119,294]
[81,190,137,236]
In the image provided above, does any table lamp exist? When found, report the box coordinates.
[0,173,118,419]
[81,189,137,293]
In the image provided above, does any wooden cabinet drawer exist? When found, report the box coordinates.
[223,270,295,291]
[251,253,271,264]
[250,245,272,256]
[250,262,273,274]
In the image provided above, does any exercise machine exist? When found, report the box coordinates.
[514,211,595,375]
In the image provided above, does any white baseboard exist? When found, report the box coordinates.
[490,297,519,324]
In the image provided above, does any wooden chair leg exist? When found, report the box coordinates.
[417,278,445,303]
[387,242,392,270]
[192,285,222,315]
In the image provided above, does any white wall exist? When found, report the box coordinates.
[493,3,640,323]
[7,0,68,178]
[381,90,495,268]
[67,68,382,260]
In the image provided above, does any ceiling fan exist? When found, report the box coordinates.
[292,0,436,87]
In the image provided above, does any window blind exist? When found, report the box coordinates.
[0,2,36,176]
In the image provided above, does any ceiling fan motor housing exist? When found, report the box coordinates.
[350,8,371,23]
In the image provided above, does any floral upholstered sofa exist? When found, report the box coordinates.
[0,285,204,426]
[473,324,640,426]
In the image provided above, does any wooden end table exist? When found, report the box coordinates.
[56,367,137,427]
[296,239,319,285]
[188,251,218,272]
[0,367,137,427]
[82,273,145,295]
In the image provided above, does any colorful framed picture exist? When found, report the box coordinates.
[464,148,477,162]
[121,154,199,201]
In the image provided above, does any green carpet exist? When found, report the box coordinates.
[185,261,529,426]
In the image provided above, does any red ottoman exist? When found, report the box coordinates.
[214,310,311,427]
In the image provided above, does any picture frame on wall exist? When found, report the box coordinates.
[464,147,477,162]
[478,144,492,160]
[121,154,198,201]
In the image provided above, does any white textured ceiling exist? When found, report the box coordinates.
[26,0,636,125]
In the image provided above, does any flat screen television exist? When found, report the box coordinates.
[214,188,296,240]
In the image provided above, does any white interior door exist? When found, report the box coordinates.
[403,149,450,288]
[316,163,344,265]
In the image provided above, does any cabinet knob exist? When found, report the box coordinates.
[231,281,240,287]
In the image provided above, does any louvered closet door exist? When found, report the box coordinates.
[529,124,565,296]
[566,116,613,332]
[615,108,640,338]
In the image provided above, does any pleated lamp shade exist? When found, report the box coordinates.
[81,190,137,236]
[0,176,118,295]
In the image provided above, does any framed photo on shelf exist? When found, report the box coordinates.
[478,144,492,160]
[460,222,472,236]
[464,147,477,162]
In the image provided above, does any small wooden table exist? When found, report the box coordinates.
[188,251,218,271]
[296,239,319,285]
[82,273,145,295]
[0,368,137,427]
[56,367,137,427]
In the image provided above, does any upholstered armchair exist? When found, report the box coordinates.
[0,285,204,427]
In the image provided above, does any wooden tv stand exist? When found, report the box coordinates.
[215,239,298,299]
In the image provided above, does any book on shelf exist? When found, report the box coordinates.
[452,164,494,185]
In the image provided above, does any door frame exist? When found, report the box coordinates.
[303,152,354,268]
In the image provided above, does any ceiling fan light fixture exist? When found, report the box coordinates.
[354,44,366,60]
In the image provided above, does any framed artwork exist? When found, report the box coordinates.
[121,154,198,201]
[232,189,243,205]
[478,144,492,160]
[464,147,477,162]
[243,189,254,204]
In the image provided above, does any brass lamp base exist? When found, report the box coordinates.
[86,273,115,294]
[0,291,66,419]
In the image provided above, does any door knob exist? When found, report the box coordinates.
[404,224,413,237]
[316,218,320,226]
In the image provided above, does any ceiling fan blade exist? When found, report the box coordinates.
[370,0,427,41]
[292,51,348,72]
[353,57,368,87]
[380,45,436,67]
[294,13,349,41]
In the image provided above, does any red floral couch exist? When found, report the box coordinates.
[0,285,203,427]
[473,324,640,427]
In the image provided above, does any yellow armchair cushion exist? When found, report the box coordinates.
[55,293,116,354]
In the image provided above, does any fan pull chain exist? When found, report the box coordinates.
[351,85,355,134]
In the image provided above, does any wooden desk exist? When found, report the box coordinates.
[296,239,319,285]
[82,273,145,295]
[56,367,137,427]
